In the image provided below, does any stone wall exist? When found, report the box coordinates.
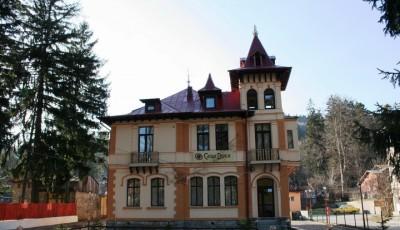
[75,191,101,220]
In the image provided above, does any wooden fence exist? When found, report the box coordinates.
[0,203,76,220]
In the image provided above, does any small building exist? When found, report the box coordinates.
[359,165,400,216]
[100,31,300,224]
[289,191,301,213]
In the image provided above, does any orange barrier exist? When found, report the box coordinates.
[0,203,76,220]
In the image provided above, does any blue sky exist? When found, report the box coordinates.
[80,0,399,116]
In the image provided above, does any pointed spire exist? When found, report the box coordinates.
[198,73,221,92]
[244,28,274,67]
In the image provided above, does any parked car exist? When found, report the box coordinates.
[292,211,307,220]
[332,204,360,214]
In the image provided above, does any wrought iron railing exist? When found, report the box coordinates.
[130,152,159,165]
[249,148,280,162]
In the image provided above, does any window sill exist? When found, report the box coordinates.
[146,206,167,210]
[190,206,238,209]
[123,206,142,210]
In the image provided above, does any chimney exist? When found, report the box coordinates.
[240,58,246,68]
[187,86,193,102]
[270,56,276,65]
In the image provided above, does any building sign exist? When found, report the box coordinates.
[193,151,233,162]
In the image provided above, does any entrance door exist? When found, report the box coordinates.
[257,178,275,217]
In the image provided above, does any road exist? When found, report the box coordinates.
[292,215,400,230]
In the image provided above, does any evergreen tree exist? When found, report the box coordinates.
[0,0,23,160]
[364,0,400,86]
[1,0,109,202]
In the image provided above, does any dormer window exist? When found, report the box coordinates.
[140,98,161,113]
[146,104,155,112]
[205,96,216,109]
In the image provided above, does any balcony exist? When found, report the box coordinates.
[129,152,159,173]
[249,148,280,164]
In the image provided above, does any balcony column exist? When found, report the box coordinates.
[271,122,279,149]
[209,124,216,150]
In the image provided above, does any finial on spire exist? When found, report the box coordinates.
[253,25,258,37]
[187,69,191,87]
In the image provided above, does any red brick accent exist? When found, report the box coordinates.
[109,126,116,155]
[176,123,189,152]
[277,120,286,150]
[236,166,247,219]
[107,168,116,219]
[235,121,246,151]
[280,165,290,218]
[174,167,190,220]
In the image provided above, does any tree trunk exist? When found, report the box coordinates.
[31,68,45,203]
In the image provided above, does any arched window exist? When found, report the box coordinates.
[190,177,203,206]
[127,178,140,207]
[151,178,164,207]
[224,176,238,206]
[207,176,220,206]
[247,89,258,110]
[264,88,275,109]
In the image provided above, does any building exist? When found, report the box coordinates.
[359,164,400,216]
[100,31,300,223]
[289,191,302,213]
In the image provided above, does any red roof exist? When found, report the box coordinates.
[99,85,249,125]
[130,87,241,115]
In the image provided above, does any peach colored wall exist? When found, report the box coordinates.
[289,192,301,212]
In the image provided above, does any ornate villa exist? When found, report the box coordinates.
[100,31,300,225]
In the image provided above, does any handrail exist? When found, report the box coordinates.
[130,152,159,164]
[249,148,279,161]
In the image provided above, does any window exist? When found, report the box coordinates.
[146,104,155,112]
[225,176,238,206]
[264,88,275,109]
[151,178,164,207]
[287,130,294,149]
[127,178,140,207]
[247,89,258,110]
[207,176,220,206]
[190,177,203,206]
[290,196,294,202]
[205,96,216,109]
[216,124,229,150]
[255,124,271,150]
[138,126,153,153]
[197,125,209,151]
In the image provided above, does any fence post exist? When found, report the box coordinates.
[335,212,337,225]
[354,213,356,227]
[344,212,347,226]
[366,212,369,229]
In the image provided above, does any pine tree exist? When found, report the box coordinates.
[2,0,109,202]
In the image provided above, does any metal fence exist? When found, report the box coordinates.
[309,209,392,230]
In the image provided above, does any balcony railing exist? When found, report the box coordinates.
[249,148,280,163]
[130,152,159,166]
